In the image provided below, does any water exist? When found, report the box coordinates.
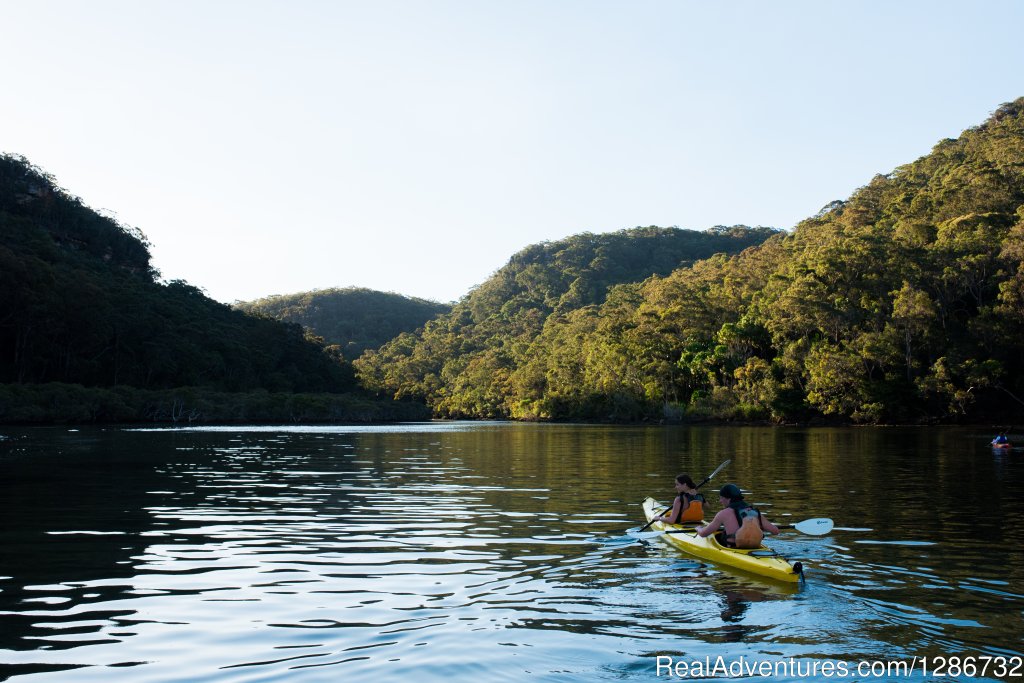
[0,423,1022,681]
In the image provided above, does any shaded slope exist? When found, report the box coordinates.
[237,288,451,359]
[0,154,353,394]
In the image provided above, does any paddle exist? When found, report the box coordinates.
[663,517,834,537]
[634,458,732,533]
[776,517,833,535]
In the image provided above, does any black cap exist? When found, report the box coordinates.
[719,483,743,499]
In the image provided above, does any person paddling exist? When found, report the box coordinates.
[653,474,706,524]
[697,483,779,549]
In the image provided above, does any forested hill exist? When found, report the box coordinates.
[236,288,451,359]
[354,225,779,417]
[0,154,424,422]
[357,98,1024,424]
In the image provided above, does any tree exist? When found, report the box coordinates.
[889,282,937,380]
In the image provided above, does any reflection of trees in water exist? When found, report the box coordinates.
[0,427,367,677]
[0,429,169,674]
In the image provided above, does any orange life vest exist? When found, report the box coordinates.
[673,493,705,523]
[731,504,764,549]
[734,512,764,549]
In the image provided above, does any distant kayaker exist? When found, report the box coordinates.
[653,474,705,524]
[992,433,1010,446]
[697,483,779,549]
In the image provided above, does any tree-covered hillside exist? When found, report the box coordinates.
[354,225,778,417]
[358,99,1024,424]
[12,97,1024,426]
[0,155,428,422]
[236,288,451,359]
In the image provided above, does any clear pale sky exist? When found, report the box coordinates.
[4,1,1023,304]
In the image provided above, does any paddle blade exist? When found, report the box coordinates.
[695,458,731,490]
[791,518,834,536]
[598,528,665,546]
[600,534,644,546]
[707,458,731,479]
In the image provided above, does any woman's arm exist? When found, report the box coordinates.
[759,515,780,534]
[657,496,682,522]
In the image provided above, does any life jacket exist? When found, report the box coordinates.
[728,500,764,549]
[671,492,705,523]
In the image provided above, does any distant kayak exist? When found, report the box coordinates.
[992,442,1012,449]
[642,497,804,584]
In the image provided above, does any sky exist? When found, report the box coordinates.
[3,1,1024,304]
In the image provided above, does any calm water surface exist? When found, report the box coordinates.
[0,423,1022,682]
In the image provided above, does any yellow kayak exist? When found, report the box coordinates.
[642,497,804,584]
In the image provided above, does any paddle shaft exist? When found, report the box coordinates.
[663,517,833,537]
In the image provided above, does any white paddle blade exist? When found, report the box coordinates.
[706,459,731,482]
[600,534,643,546]
[627,528,667,540]
[792,518,834,536]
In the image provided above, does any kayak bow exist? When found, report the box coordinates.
[642,497,804,584]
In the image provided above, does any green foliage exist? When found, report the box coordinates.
[0,383,430,424]
[235,287,451,359]
[0,155,153,274]
[11,98,1024,425]
[355,225,779,419]
[0,154,364,410]
[359,98,1024,423]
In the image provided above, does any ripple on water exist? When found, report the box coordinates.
[2,424,1023,681]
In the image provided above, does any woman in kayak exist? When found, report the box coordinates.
[697,483,780,549]
[652,474,705,524]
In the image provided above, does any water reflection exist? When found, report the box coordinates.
[0,424,1021,681]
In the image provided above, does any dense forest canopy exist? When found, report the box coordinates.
[0,154,354,396]
[357,98,1024,424]
[236,288,451,359]
[354,225,779,418]
[6,97,1024,425]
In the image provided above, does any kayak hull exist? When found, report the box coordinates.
[642,497,803,584]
